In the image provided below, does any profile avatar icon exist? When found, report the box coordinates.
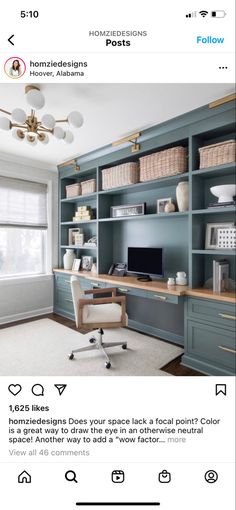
[4,57,26,79]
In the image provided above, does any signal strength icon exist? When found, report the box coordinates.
[186,11,197,18]
[199,10,208,17]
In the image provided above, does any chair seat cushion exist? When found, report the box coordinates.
[83,303,123,324]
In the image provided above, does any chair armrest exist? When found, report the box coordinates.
[78,295,126,325]
[84,287,117,296]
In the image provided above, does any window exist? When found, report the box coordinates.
[0,176,48,277]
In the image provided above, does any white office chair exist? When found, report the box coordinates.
[68,276,128,368]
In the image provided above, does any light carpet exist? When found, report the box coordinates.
[0,318,183,376]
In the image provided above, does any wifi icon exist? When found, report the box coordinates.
[199,10,208,17]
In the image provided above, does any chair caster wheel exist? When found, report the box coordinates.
[105,362,111,369]
[68,353,74,360]
[89,337,96,344]
[122,344,127,349]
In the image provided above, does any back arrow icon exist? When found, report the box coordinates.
[8,35,15,46]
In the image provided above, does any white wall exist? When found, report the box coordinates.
[0,153,58,324]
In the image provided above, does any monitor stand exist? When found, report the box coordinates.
[137,275,152,282]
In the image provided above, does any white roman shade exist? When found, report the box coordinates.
[0,176,48,228]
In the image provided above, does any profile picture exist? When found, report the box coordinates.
[4,57,26,79]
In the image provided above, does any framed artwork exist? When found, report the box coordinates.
[81,256,93,271]
[205,222,235,249]
[157,198,172,213]
[72,258,81,271]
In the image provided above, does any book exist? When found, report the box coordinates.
[213,259,229,292]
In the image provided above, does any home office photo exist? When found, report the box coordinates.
[0,83,235,376]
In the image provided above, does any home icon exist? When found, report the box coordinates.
[18,471,31,483]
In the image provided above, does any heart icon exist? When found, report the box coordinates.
[8,384,22,396]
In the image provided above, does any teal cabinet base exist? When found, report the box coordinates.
[181,353,235,376]
[128,319,184,346]
[54,306,75,321]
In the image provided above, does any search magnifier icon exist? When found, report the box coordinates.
[65,470,78,483]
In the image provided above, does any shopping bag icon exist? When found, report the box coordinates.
[158,469,171,483]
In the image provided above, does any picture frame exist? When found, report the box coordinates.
[157,198,172,213]
[81,255,93,271]
[205,222,235,249]
[72,258,81,271]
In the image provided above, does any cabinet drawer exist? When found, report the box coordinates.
[187,298,236,329]
[187,319,236,371]
[116,286,147,298]
[54,288,74,313]
[54,273,72,290]
[147,291,179,305]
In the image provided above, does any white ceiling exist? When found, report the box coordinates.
[0,83,234,167]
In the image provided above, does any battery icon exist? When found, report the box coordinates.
[211,10,227,17]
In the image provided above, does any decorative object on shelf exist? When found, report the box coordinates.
[73,205,94,222]
[72,258,81,271]
[0,85,83,146]
[210,184,236,204]
[66,183,81,198]
[63,249,76,270]
[176,181,189,212]
[91,262,97,274]
[111,203,146,218]
[102,162,139,190]
[74,233,84,247]
[81,179,96,195]
[139,146,187,182]
[68,228,83,246]
[157,198,172,213]
[167,277,176,286]
[217,227,236,249]
[83,236,97,247]
[176,272,187,286]
[164,202,176,213]
[205,222,235,249]
[81,256,93,271]
[199,140,236,168]
[213,259,229,292]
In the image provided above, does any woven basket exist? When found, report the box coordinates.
[139,146,187,182]
[102,162,139,190]
[199,140,236,169]
[81,179,96,195]
[66,183,81,198]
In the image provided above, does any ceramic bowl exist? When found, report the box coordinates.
[210,185,236,203]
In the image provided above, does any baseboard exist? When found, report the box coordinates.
[0,307,53,325]
[128,319,184,346]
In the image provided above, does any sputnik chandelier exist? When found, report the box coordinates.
[0,85,83,146]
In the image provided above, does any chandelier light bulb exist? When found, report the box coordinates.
[0,116,11,130]
[64,130,74,144]
[26,89,45,110]
[38,133,49,145]
[53,126,65,139]
[12,129,25,141]
[11,108,27,124]
[67,111,84,128]
[26,134,38,146]
[41,114,55,129]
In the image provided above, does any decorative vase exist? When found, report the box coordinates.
[63,249,75,270]
[176,181,189,212]
[164,202,176,213]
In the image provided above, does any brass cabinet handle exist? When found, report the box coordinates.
[153,295,167,301]
[218,345,236,354]
[218,313,236,321]
[65,280,71,283]
[118,288,129,293]
[92,283,100,288]
[65,298,73,303]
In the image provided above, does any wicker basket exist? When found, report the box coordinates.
[102,162,139,190]
[199,140,236,169]
[139,146,187,182]
[66,183,81,198]
[81,178,96,195]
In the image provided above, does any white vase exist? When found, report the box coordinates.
[63,249,75,270]
[176,181,189,212]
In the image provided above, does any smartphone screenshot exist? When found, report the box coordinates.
[0,2,235,509]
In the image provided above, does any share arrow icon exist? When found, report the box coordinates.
[54,384,67,396]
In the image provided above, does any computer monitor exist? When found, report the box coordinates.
[127,247,163,281]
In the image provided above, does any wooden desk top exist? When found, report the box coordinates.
[53,269,236,303]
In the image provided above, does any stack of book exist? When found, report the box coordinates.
[73,206,94,222]
[208,200,236,209]
[213,259,229,292]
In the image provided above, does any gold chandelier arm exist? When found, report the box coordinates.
[0,108,11,115]
[11,123,27,129]
[55,119,68,123]
[37,128,53,133]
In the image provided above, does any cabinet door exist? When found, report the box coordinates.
[187,319,236,371]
